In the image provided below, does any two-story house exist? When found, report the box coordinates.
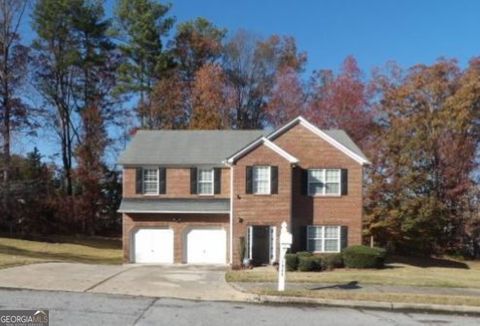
[117,116,369,266]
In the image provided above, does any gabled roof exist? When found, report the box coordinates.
[267,116,370,165]
[118,130,265,166]
[117,117,369,166]
[118,198,230,214]
[225,137,299,164]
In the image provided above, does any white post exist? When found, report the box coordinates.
[278,221,292,292]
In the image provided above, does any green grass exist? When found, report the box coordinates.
[226,257,480,289]
[0,236,122,269]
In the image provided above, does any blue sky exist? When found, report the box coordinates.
[167,0,480,72]
[16,0,480,163]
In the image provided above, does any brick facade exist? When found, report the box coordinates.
[231,143,293,265]
[123,167,230,198]
[272,123,363,251]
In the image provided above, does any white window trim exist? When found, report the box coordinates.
[142,167,159,195]
[307,225,342,253]
[308,168,341,197]
[197,168,214,196]
[253,165,271,195]
[270,226,277,264]
[247,226,253,260]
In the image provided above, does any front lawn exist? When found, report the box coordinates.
[226,257,480,289]
[0,236,122,269]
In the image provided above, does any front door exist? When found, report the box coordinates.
[251,226,271,266]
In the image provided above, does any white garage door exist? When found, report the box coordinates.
[134,228,174,263]
[186,228,226,264]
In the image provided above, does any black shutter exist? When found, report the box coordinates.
[341,226,348,250]
[301,168,308,195]
[270,166,278,194]
[301,226,308,251]
[246,166,253,194]
[214,168,222,194]
[190,168,197,194]
[159,168,166,194]
[135,168,143,194]
[341,169,348,195]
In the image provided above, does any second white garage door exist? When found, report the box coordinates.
[186,228,227,264]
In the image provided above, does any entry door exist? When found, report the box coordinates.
[250,226,270,266]
[248,226,277,265]
[134,228,174,263]
[186,228,227,264]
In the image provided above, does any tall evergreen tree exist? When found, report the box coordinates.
[113,0,174,128]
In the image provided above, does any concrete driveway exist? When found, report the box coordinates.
[0,263,250,301]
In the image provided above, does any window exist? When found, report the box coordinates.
[308,169,341,196]
[197,168,214,195]
[143,168,159,194]
[253,166,271,194]
[307,226,341,252]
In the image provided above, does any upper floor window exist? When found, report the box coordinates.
[143,168,159,195]
[197,168,214,195]
[307,225,341,253]
[253,166,271,194]
[135,167,166,195]
[246,165,278,195]
[308,169,341,196]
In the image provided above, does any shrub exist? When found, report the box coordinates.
[298,255,322,272]
[296,251,313,258]
[342,245,387,269]
[312,256,323,271]
[321,253,344,270]
[285,253,298,271]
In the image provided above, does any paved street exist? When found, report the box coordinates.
[0,289,478,326]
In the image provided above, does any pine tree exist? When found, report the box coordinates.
[113,0,174,128]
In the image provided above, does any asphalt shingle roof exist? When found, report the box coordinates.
[117,125,368,165]
[323,129,368,162]
[118,130,265,166]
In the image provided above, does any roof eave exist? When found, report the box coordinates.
[118,210,230,214]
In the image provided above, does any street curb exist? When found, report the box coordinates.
[256,294,480,315]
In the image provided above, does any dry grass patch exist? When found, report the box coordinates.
[227,258,480,289]
[0,236,122,269]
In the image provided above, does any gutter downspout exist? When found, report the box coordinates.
[228,163,234,265]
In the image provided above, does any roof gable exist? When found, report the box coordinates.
[226,137,299,164]
[267,116,370,165]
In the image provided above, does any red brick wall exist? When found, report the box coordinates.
[231,143,292,265]
[122,213,229,263]
[122,167,230,198]
[272,123,363,251]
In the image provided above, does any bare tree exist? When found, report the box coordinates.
[0,0,30,232]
